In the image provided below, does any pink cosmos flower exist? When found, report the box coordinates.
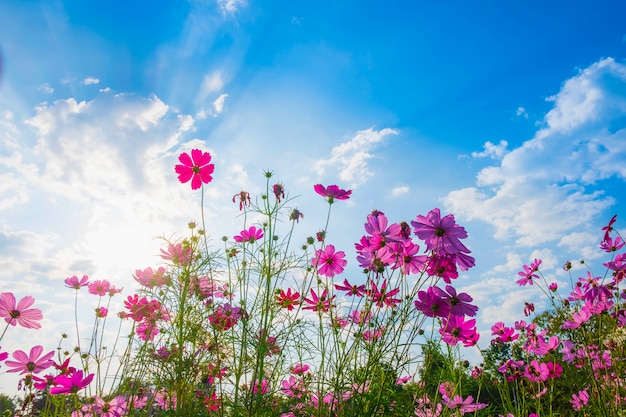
[600,235,624,252]
[334,278,366,297]
[0,292,43,329]
[348,309,372,325]
[302,288,334,313]
[4,345,55,374]
[363,210,406,247]
[160,242,192,265]
[561,304,592,329]
[275,288,300,311]
[516,259,542,286]
[133,266,169,288]
[175,149,215,190]
[64,275,89,289]
[394,240,427,275]
[368,279,401,308]
[313,184,352,203]
[602,214,617,241]
[571,389,589,410]
[439,315,479,347]
[312,244,347,277]
[491,322,519,343]
[441,285,478,317]
[414,286,451,318]
[87,280,111,296]
[290,363,310,375]
[50,370,94,394]
[524,359,549,382]
[426,254,459,282]
[234,226,264,243]
[251,379,270,395]
[95,307,108,318]
[441,394,487,414]
[411,208,470,255]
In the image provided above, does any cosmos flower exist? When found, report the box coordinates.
[175,149,215,190]
[312,245,347,277]
[313,184,352,203]
[4,345,55,374]
[0,292,43,329]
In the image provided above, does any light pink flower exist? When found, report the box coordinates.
[64,275,89,289]
[0,292,43,329]
[4,345,55,374]
[87,280,111,296]
[133,266,169,288]
[312,244,347,277]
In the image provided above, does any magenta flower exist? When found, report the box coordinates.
[302,288,335,313]
[64,275,89,289]
[275,288,300,311]
[50,369,94,394]
[600,235,624,252]
[334,278,366,297]
[160,242,192,265]
[441,285,478,317]
[394,240,427,275]
[234,226,264,243]
[87,280,111,296]
[516,259,542,286]
[411,208,470,255]
[441,394,487,413]
[312,244,347,277]
[439,315,479,347]
[571,389,590,410]
[602,214,617,241]
[0,292,43,329]
[313,184,352,203]
[414,286,451,318]
[491,322,519,343]
[368,279,401,308]
[175,149,215,190]
[133,266,169,288]
[363,210,405,247]
[4,345,55,374]
[524,359,549,383]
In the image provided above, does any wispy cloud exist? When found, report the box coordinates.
[314,127,398,188]
[82,77,100,85]
[216,0,247,16]
[391,186,410,197]
[470,139,508,159]
[213,93,228,114]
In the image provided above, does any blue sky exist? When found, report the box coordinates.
[1,0,626,393]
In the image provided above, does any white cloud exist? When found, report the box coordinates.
[391,186,409,197]
[217,0,247,16]
[445,57,626,249]
[40,83,54,94]
[516,106,528,118]
[213,93,228,114]
[314,127,398,188]
[199,71,225,101]
[83,77,100,85]
[470,139,508,159]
